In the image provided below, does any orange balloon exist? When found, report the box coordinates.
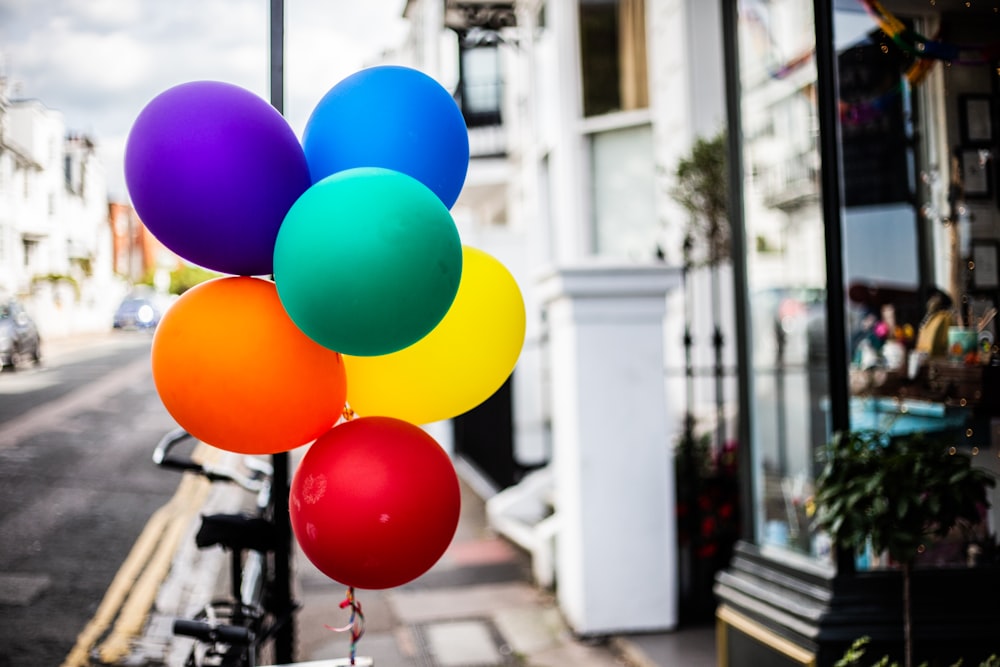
[151,276,347,454]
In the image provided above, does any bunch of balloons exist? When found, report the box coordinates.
[125,66,526,590]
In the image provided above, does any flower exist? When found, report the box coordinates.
[675,432,740,562]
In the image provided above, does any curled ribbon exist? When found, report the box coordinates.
[324,586,365,664]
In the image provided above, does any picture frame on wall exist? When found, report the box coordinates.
[967,293,998,346]
[960,148,993,198]
[959,94,995,146]
[971,240,1000,290]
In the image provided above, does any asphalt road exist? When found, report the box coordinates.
[0,331,182,667]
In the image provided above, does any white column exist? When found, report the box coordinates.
[539,263,681,635]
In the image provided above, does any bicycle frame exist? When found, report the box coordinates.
[154,428,297,666]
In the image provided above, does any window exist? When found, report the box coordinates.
[736,0,996,568]
[578,0,648,117]
[737,0,829,560]
[459,44,503,127]
[22,237,38,269]
[590,123,657,259]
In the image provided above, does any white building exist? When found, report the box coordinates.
[399,0,737,636]
[0,82,122,337]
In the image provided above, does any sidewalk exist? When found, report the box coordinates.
[136,449,717,667]
[289,463,718,667]
[42,331,717,667]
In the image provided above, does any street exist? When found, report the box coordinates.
[0,331,181,667]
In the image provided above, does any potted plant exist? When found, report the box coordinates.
[812,429,994,667]
[674,419,740,623]
[835,635,1000,667]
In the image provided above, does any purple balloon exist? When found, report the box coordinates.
[125,81,311,276]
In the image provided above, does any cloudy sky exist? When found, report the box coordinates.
[0,0,408,201]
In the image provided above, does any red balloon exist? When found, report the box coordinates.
[290,417,460,589]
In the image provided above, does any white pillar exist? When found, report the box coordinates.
[539,263,681,635]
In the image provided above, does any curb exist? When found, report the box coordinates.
[118,454,253,666]
[610,636,662,667]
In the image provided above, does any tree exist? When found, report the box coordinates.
[670,130,729,266]
[169,264,220,295]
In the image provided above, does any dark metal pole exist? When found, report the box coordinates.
[269,0,295,662]
[270,0,285,115]
[711,262,726,451]
[720,0,754,543]
[813,0,848,435]
[812,0,855,575]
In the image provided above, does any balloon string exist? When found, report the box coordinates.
[342,405,356,422]
[324,586,365,664]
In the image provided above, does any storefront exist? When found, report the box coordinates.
[715,0,1000,664]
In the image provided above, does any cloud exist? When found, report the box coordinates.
[285,6,407,134]
[64,0,143,28]
[40,26,153,94]
[1,0,408,200]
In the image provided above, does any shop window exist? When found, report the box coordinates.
[736,0,999,567]
[737,0,829,560]
[578,0,648,117]
[837,0,1000,570]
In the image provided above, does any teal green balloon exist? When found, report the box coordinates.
[274,167,463,356]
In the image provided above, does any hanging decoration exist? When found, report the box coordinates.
[289,415,461,590]
[126,63,526,665]
[343,245,526,425]
[150,276,347,455]
[324,587,366,665]
[745,0,997,130]
[859,0,1000,66]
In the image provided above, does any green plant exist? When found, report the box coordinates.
[31,273,80,299]
[835,636,1000,667]
[813,430,994,667]
[169,264,220,295]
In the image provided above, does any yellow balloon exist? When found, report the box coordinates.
[343,246,525,424]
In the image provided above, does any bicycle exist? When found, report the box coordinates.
[153,427,298,667]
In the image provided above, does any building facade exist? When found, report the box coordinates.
[392,0,1000,659]
[0,85,126,337]
[715,0,1000,664]
[398,0,743,635]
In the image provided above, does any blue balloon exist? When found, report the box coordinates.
[302,66,470,209]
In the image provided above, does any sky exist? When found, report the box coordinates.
[0,0,408,202]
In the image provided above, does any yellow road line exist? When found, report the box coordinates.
[61,443,221,667]
[60,499,175,667]
[97,475,211,663]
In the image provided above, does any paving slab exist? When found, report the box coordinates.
[424,619,504,666]
[388,582,541,625]
[492,606,566,655]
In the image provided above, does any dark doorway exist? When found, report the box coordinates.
[452,376,519,489]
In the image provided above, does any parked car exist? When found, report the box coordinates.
[0,298,42,371]
[113,293,163,330]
